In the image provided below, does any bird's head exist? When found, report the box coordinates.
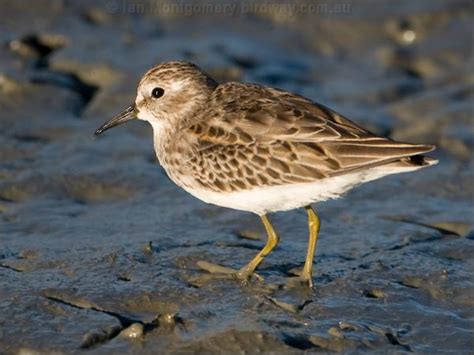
[95,61,217,136]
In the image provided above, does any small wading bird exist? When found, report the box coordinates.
[95,61,437,288]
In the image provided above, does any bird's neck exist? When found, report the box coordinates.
[149,119,199,190]
[149,120,173,163]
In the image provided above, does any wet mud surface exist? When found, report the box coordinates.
[1,0,473,353]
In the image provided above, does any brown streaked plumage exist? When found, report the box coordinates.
[178,82,435,193]
[95,60,438,288]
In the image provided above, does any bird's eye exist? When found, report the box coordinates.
[151,87,165,99]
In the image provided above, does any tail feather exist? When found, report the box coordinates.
[397,154,439,168]
[327,141,438,177]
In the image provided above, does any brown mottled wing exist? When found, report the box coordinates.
[186,82,434,191]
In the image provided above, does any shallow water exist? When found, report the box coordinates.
[1,0,473,353]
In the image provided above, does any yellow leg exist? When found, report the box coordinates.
[302,205,321,288]
[238,214,280,280]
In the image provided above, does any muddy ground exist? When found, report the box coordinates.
[0,0,473,353]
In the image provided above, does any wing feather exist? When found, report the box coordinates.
[184,82,434,190]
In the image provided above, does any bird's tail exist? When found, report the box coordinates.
[381,152,438,172]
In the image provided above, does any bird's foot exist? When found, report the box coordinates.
[286,275,314,290]
[236,265,264,282]
[196,260,263,283]
[285,267,314,290]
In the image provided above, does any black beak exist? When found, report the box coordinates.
[94,104,138,136]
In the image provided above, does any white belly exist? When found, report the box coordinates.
[180,163,414,215]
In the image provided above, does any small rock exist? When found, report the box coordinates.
[0,74,23,94]
[431,221,471,237]
[363,289,386,299]
[81,325,121,348]
[338,321,361,331]
[82,7,110,25]
[158,313,181,328]
[18,249,40,260]
[143,240,153,254]
[328,326,345,339]
[120,323,144,339]
[9,34,67,59]
[399,276,422,289]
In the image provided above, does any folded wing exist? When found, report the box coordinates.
[184,82,434,190]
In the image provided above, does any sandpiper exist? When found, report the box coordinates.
[95,61,437,287]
